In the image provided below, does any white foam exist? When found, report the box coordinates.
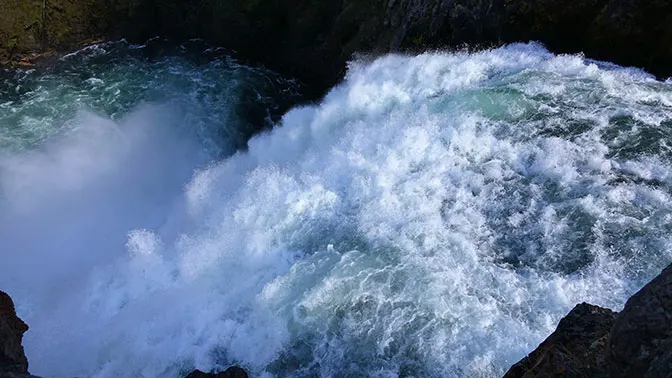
[1,43,672,377]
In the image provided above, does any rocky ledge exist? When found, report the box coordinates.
[505,263,672,378]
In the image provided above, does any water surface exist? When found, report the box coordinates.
[1,42,671,378]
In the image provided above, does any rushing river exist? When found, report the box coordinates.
[0,41,671,378]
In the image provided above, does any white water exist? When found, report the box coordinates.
[1,43,672,377]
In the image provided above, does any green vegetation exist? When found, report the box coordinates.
[6,37,18,50]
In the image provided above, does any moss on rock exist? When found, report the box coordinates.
[0,0,43,60]
[0,0,149,62]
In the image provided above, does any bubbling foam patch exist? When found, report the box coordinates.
[1,43,672,377]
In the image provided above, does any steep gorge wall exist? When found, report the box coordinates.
[0,0,145,58]
[127,0,672,92]
[2,0,672,93]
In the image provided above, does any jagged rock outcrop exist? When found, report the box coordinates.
[608,263,672,378]
[504,263,672,378]
[2,0,672,97]
[184,366,248,378]
[503,303,616,378]
[0,291,30,377]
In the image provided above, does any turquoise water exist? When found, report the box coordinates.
[0,41,671,378]
[0,40,299,154]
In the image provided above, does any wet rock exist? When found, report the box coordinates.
[503,303,616,378]
[184,366,248,378]
[504,263,672,378]
[0,291,29,375]
[608,264,672,378]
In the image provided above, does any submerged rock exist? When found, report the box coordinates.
[0,291,30,377]
[184,366,248,378]
[504,263,672,378]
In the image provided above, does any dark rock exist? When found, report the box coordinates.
[504,263,672,378]
[608,264,672,378]
[184,366,248,378]
[0,291,29,375]
[645,337,672,378]
[503,303,616,378]
[3,0,672,102]
[585,0,672,81]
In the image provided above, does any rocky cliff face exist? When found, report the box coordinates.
[1,0,671,95]
[608,264,672,378]
[0,291,33,378]
[504,263,672,378]
[130,0,672,92]
[503,303,616,378]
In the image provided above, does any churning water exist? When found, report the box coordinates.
[0,41,671,378]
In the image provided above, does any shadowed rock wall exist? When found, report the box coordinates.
[1,0,671,100]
